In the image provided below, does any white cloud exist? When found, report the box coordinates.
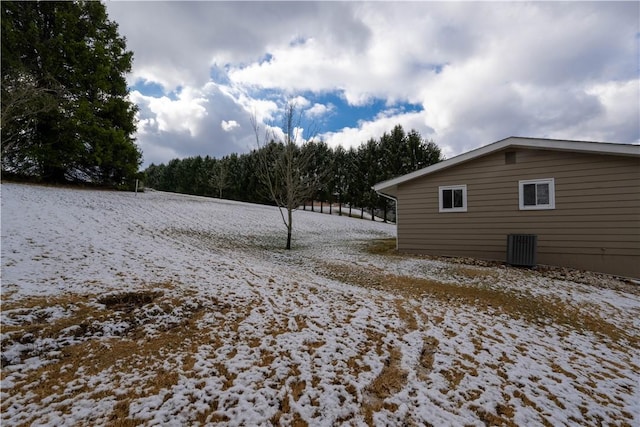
[305,103,334,119]
[322,111,430,151]
[106,1,639,167]
[289,96,311,109]
[131,87,208,137]
[128,82,259,166]
[221,120,240,132]
[577,79,640,143]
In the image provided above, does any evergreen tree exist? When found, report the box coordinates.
[1,1,141,186]
[332,146,349,215]
[224,153,243,200]
[143,163,161,189]
[140,124,442,225]
[302,140,331,211]
[343,147,359,216]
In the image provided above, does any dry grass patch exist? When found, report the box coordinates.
[109,401,139,427]
[2,286,172,337]
[319,262,637,346]
[365,240,640,294]
[214,362,237,390]
[0,283,228,425]
[394,299,419,331]
[362,346,408,424]
[2,323,202,425]
[7,299,202,378]
[290,379,307,402]
[365,238,398,256]
[440,358,479,392]
[470,403,518,427]
[445,265,499,281]
[417,336,439,381]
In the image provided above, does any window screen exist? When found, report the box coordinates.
[519,179,555,210]
[439,185,467,212]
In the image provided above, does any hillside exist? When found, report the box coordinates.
[1,183,638,426]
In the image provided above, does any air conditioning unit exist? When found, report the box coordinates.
[507,234,537,267]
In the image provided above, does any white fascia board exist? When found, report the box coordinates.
[508,137,640,156]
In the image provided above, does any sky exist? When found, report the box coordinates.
[103,1,640,168]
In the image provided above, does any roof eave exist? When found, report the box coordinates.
[372,185,398,199]
[373,137,640,194]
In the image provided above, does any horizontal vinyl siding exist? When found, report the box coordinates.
[396,148,640,277]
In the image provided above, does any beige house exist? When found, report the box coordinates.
[373,137,640,278]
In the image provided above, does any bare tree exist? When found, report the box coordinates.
[252,103,316,250]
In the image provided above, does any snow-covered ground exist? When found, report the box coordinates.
[1,182,638,426]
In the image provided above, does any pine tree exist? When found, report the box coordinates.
[1,1,141,186]
[210,158,230,198]
[332,146,349,215]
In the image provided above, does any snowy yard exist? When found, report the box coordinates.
[1,182,639,426]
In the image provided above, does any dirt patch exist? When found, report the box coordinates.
[98,290,164,312]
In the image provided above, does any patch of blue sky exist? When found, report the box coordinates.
[250,88,289,107]
[209,64,231,85]
[246,87,424,132]
[130,80,181,100]
[302,91,424,131]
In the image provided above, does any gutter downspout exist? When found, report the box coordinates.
[373,188,399,250]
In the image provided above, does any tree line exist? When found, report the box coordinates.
[144,124,443,221]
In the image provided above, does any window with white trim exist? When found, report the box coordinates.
[439,185,467,212]
[519,178,555,210]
